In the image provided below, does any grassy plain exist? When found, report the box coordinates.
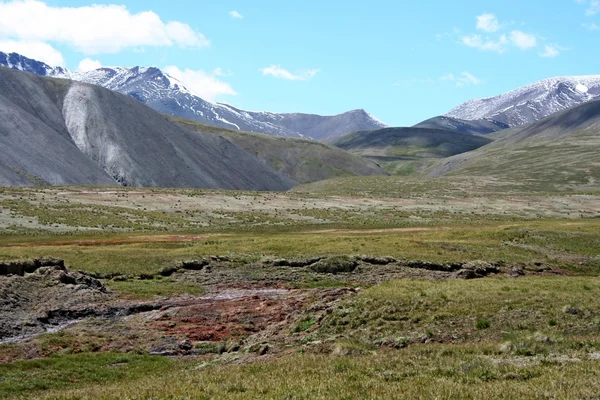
[1,176,600,399]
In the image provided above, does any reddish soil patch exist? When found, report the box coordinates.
[148,290,306,342]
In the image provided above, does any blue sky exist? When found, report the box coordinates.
[0,0,599,126]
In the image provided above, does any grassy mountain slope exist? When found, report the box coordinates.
[428,98,600,191]
[170,116,388,184]
[329,127,492,175]
[414,116,509,135]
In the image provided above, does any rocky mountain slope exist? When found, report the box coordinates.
[414,116,508,135]
[171,116,388,183]
[0,52,386,139]
[0,66,296,190]
[431,97,600,189]
[446,75,600,127]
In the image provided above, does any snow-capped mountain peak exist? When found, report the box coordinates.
[446,75,600,126]
[0,51,386,140]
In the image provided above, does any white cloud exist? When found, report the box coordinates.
[163,66,237,102]
[261,65,320,81]
[0,39,64,65]
[509,30,537,50]
[441,72,482,87]
[457,14,549,55]
[539,45,560,58]
[462,34,508,53]
[229,10,243,19]
[395,72,482,88]
[585,0,600,16]
[583,22,600,30]
[77,58,103,72]
[476,13,500,32]
[213,67,233,77]
[0,0,209,54]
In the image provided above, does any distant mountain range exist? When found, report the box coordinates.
[0,52,386,140]
[431,96,600,189]
[446,75,600,127]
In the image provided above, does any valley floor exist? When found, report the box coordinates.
[1,177,599,399]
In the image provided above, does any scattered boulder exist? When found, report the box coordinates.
[509,265,525,278]
[452,261,500,279]
[453,269,479,280]
[562,305,581,315]
[210,256,231,263]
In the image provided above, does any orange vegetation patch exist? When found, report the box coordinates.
[311,227,454,234]
[5,235,212,248]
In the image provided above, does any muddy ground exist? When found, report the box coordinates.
[0,255,561,363]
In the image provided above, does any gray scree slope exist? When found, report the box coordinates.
[0,67,296,190]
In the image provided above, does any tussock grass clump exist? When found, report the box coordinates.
[475,318,491,330]
[310,256,358,274]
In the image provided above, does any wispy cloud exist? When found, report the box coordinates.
[462,34,508,53]
[261,65,320,81]
[583,22,600,30]
[509,30,537,50]
[229,10,243,19]
[451,13,563,58]
[213,67,233,77]
[476,13,501,33]
[578,0,600,16]
[395,72,483,88]
[441,72,482,87]
[539,45,560,58]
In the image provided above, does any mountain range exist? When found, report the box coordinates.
[430,96,600,189]
[0,66,295,189]
[0,52,386,140]
[446,75,600,127]
[2,50,600,191]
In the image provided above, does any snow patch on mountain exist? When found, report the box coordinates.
[446,75,600,126]
[0,51,386,140]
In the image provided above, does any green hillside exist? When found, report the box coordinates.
[169,116,387,184]
[330,127,492,175]
[428,99,600,191]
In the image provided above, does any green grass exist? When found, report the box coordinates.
[8,345,600,399]
[320,277,600,346]
[1,184,600,398]
[0,352,175,398]
[0,218,599,278]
